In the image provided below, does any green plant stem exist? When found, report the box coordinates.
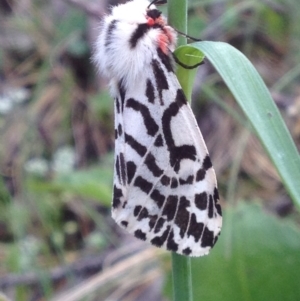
[168,1,193,301]
[168,0,187,46]
[171,253,193,301]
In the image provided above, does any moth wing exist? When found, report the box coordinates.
[112,69,222,257]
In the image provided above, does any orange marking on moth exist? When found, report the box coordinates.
[147,18,155,26]
[155,16,167,27]
[146,16,174,54]
[165,28,176,45]
[157,33,169,54]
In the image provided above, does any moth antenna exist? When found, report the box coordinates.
[148,0,167,8]
[175,29,202,42]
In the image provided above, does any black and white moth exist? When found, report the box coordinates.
[93,0,222,256]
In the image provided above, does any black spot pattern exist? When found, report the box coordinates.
[174,197,190,238]
[171,178,178,188]
[203,155,213,170]
[161,175,170,186]
[150,189,165,208]
[208,195,214,219]
[196,168,206,181]
[134,205,142,217]
[154,134,164,147]
[127,161,137,184]
[201,227,214,247]
[118,81,126,112]
[125,133,147,157]
[135,229,146,241]
[134,176,153,194]
[213,187,219,202]
[187,214,204,242]
[119,153,126,185]
[115,97,121,114]
[118,124,122,136]
[115,155,120,182]
[144,153,163,177]
[133,205,160,232]
[156,47,174,72]
[195,192,207,210]
[152,59,169,105]
[115,153,126,186]
[162,90,196,172]
[214,187,222,216]
[137,207,149,221]
[183,248,192,256]
[213,235,219,246]
[154,217,166,234]
[105,20,118,47]
[126,98,159,136]
[166,230,178,252]
[121,221,128,227]
[130,22,163,48]
[129,23,150,48]
[179,175,194,185]
[113,185,123,209]
[149,215,158,230]
[151,225,170,247]
[146,79,155,104]
[162,195,178,221]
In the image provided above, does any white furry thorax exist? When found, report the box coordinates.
[94,0,177,92]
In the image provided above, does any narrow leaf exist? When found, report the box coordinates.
[191,41,300,206]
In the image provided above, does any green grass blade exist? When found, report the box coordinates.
[191,41,300,206]
[168,0,187,46]
[168,2,193,301]
[171,253,193,301]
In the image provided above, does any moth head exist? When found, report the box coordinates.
[146,8,162,21]
[94,0,176,90]
[146,0,167,26]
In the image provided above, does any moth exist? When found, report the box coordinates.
[94,0,222,256]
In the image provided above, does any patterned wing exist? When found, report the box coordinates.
[112,49,222,257]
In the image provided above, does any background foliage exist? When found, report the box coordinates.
[0,0,299,300]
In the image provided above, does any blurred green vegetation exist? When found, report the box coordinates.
[165,202,300,301]
[0,0,299,300]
